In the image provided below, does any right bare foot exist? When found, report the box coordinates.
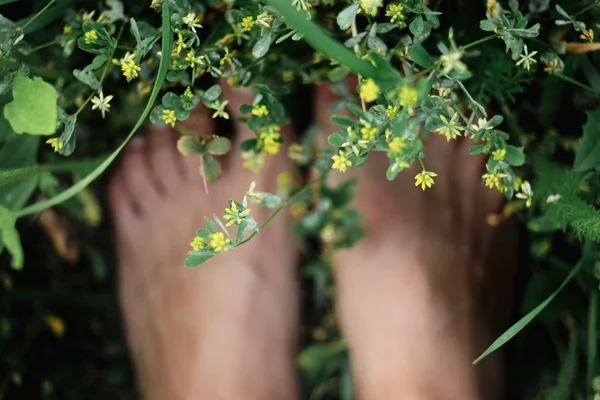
[315,84,517,400]
[109,85,299,400]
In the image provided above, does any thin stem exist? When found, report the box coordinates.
[351,18,366,112]
[555,73,596,92]
[20,0,57,31]
[237,174,326,246]
[460,34,497,51]
[29,39,59,53]
[574,1,600,17]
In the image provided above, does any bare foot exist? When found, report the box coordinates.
[315,84,516,400]
[109,86,299,400]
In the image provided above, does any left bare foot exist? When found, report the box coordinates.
[109,85,299,400]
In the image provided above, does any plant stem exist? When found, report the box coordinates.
[555,73,596,92]
[29,39,60,53]
[237,174,326,246]
[20,0,57,31]
[460,34,497,51]
[351,18,366,112]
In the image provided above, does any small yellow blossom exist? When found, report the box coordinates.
[414,170,437,190]
[162,109,177,127]
[470,117,489,133]
[182,12,203,32]
[399,86,418,107]
[121,58,141,80]
[209,232,231,252]
[580,28,594,42]
[44,315,65,337]
[252,104,269,117]
[436,112,464,141]
[190,235,205,251]
[359,79,380,103]
[184,87,194,99]
[516,44,538,71]
[83,30,97,44]
[223,202,251,226]
[259,125,281,155]
[482,171,508,191]
[212,99,230,119]
[241,16,255,31]
[175,32,187,54]
[440,51,467,74]
[515,180,533,207]
[91,91,113,119]
[492,148,506,161]
[332,150,352,173]
[63,25,73,34]
[256,11,273,28]
[386,105,399,118]
[360,0,383,16]
[242,150,265,172]
[360,123,378,141]
[386,3,405,24]
[388,136,407,153]
[46,138,63,152]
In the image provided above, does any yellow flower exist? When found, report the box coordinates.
[182,12,203,32]
[211,99,230,120]
[162,109,177,127]
[184,87,194,98]
[190,235,206,251]
[209,232,231,252]
[360,0,383,16]
[223,202,251,226]
[359,79,380,103]
[435,112,464,141]
[515,180,533,207]
[440,51,467,74]
[482,171,508,191]
[386,3,405,24]
[242,150,265,172]
[399,86,418,107]
[492,148,506,161]
[44,315,66,337]
[83,30,97,44]
[256,11,273,28]
[241,16,255,31]
[252,104,269,117]
[175,32,187,54]
[388,137,407,153]
[414,170,437,190]
[386,105,399,118]
[259,125,281,155]
[332,150,352,173]
[516,44,538,71]
[121,58,141,80]
[63,25,73,34]
[46,138,63,152]
[360,123,377,141]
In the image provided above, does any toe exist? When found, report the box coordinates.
[146,124,184,193]
[119,137,161,215]
[108,171,139,231]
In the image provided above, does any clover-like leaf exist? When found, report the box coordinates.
[4,72,57,135]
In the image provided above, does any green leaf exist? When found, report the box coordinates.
[14,2,174,218]
[422,96,447,116]
[73,69,101,90]
[409,16,424,36]
[574,110,600,171]
[252,32,272,59]
[505,145,525,166]
[162,92,181,109]
[203,84,222,102]
[0,206,23,269]
[408,44,433,68]
[236,220,248,244]
[205,137,232,156]
[264,0,397,81]
[4,72,57,135]
[336,4,359,31]
[201,154,221,182]
[473,260,584,364]
[204,217,217,233]
[184,250,216,268]
[328,131,347,147]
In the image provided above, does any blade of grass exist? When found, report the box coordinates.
[588,289,597,396]
[14,3,173,218]
[473,260,584,364]
[264,0,397,81]
[0,156,106,186]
